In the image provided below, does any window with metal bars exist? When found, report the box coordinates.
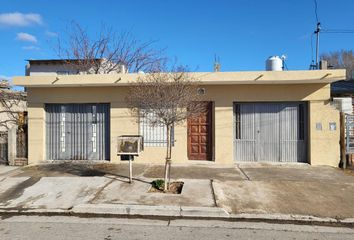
[139,111,174,147]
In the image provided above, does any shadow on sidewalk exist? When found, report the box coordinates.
[12,163,152,184]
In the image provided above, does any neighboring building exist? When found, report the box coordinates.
[331,79,354,167]
[331,79,354,111]
[25,59,127,76]
[0,80,27,131]
[0,80,27,165]
[13,65,346,167]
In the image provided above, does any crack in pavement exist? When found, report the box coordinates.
[210,179,218,207]
[238,167,251,181]
[88,178,116,204]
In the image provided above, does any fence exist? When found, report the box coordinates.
[0,126,28,166]
[0,132,8,165]
[346,115,354,153]
[16,127,27,159]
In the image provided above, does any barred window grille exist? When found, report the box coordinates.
[0,132,8,164]
[139,111,174,147]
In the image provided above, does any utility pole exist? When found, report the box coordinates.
[314,22,321,69]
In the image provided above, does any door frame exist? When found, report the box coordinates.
[187,101,214,161]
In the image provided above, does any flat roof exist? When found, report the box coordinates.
[13,69,346,87]
[26,59,103,64]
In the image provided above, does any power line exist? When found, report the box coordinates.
[309,0,354,69]
[322,29,354,34]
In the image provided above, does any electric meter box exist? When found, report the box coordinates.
[117,135,144,156]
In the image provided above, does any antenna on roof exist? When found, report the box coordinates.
[281,54,288,70]
[213,54,221,72]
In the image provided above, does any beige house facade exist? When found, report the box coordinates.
[13,69,346,167]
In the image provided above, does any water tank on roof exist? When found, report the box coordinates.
[266,56,283,71]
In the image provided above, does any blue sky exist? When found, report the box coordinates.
[1,0,354,80]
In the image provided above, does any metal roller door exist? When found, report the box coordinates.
[46,103,110,160]
[234,102,307,163]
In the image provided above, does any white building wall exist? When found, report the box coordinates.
[28,61,126,76]
[28,64,79,76]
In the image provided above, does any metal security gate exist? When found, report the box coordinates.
[0,132,8,164]
[46,103,110,160]
[234,102,307,162]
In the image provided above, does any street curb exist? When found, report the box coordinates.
[228,213,353,225]
[72,204,182,217]
[72,204,230,218]
[0,205,353,228]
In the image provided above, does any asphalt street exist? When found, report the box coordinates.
[0,216,353,240]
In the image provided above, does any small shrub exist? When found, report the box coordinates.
[151,179,165,190]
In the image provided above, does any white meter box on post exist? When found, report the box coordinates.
[117,135,144,184]
[117,135,144,156]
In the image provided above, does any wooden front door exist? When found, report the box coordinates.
[187,102,212,160]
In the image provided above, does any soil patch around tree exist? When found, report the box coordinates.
[148,181,184,194]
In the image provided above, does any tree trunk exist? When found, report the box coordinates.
[164,124,172,192]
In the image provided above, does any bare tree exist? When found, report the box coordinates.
[57,22,166,74]
[0,80,27,131]
[321,50,354,80]
[125,67,205,191]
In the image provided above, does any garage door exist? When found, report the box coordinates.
[46,103,110,160]
[234,102,307,162]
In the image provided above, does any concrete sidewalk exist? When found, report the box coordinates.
[213,164,354,220]
[0,163,353,226]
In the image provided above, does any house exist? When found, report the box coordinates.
[0,80,27,131]
[331,79,354,166]
[25,59,127,76]
[13,60,346,167]
[0,80,27,165]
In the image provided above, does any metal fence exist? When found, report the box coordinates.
[0,132,8,165]
[346,114,354,154]
[16,127,27,158]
